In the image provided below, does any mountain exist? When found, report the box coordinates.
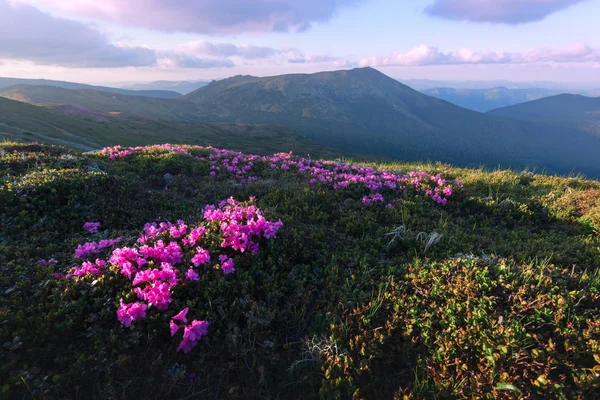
[121,80,210,95]
[183,67,600,176]
[0,85,185,119]
[489,94,600,136]
[0,97,338,157]
[421,87,562,112]
[4,68,600,176]
[0,77,181,99]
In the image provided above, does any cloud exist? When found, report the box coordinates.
[360,43,600,67]
[425,0,589,25]
[157,54,235,69]
[0,0,156,68]
[171,40,351,67]
[17,0,365,34]
[175,41,280,60]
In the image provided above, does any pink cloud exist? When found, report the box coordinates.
[360,43,600,67]
[16,0,365,34]
[425,0,589,25]
[175,41,280,60]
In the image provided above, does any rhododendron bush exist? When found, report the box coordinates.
[55,197,283,353]
[101,144,462,207]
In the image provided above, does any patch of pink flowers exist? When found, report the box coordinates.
[99,144,461,208]
[57,198,282,353]
[75,237,121,259]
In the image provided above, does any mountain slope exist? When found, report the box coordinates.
[421,87,562,112]
[489,94,600,136]
[184,67,600,176]
[121,80,210,95]
[0,97,338,157]
[0,85,187,119]
[0,77,181,99]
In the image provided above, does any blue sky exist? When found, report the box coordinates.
[0,0,599,85]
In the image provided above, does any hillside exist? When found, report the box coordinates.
[184,67,600,176]
[421,87,561,112]
[0,97,338,157]
[0,85,186,118]
[1,142,600,399]
[0,77,181,99]
[122,80,210,95]
[489,94,600,136]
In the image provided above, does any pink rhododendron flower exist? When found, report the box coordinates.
[117,299,148,327]
[177,320,209,353]
[221,257,235,274]
[185,269,199,281]
[84,222,101,233]
[191,247,210,266]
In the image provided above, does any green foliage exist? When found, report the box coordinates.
[1,142,600,399]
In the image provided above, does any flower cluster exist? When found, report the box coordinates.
[57,198,282,353]
[99,144,461,208]
[83,221,101,233]
[74,238,122,259]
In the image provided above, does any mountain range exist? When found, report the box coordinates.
[121,80,210,95]
[1,67,600,176]
[489,94,600,136]
[0,77,181,99]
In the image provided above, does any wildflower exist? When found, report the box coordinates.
[84,222,101,233]
[170,307,189,336]
[191,247,210,266]
[178,320,209,353]
[185,269,199,281]
[117,299,148,328]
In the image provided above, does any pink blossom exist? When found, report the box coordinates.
[117,299,148,327]
[221,257,235,274]
[177,320,209,353]
[191,247,210,266]
[84,222,101,233]
[185,269,199,281]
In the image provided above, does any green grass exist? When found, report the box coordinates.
[1,142,599,399]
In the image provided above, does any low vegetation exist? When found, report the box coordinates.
[1,142,599,399]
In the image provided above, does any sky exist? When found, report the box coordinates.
[0,0,599,85]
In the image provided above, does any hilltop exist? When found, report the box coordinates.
[1,142,599,399]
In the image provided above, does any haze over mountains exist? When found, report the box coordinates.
[1,67,600,176]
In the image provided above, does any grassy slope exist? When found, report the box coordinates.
[1,142,599,399]
[0,97,339,158]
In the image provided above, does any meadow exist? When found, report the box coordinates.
[1,142,599,399]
